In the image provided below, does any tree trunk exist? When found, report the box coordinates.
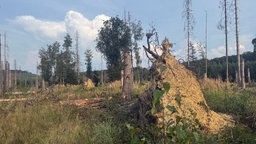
[122,50,132,100]
[241,58,245,89]
[0,34,2,96]
[235,0,241,85]
[235,70,238,84]
[224,0,229,82]
[4,61,9,93]
[42,79,46,90]
[248,68,251,83]
[14,60,17,91]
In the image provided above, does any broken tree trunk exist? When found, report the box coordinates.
[122,50,132,100]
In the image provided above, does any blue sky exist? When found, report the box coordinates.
[0,0,255,73]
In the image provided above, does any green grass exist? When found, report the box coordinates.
[203,87,256,118]
[0,96,126,143]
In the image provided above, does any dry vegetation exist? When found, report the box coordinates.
[0,73,256,143]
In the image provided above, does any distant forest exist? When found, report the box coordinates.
[189,51,256,82]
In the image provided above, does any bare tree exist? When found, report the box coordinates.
[218,0,233,82]
[235,0,241,86]
[75,31,80,83]
[183,0,195,67]
[205,11,208,78]
[241,58,245,89]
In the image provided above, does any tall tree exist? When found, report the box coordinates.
[38,47,52,85]
[131,20,143,83]
[183,0,195,67]
[219,0,229,82]
[96,16,133,100]
[96,17,130,82]
[75,31,80,82]
[38,41,60,85]
[85,49,93,79]
[235,0,241,85]
[218,0,235,82]
[55,51,65,83]
[62,33,77,85]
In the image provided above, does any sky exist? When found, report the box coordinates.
[0,0,255,74]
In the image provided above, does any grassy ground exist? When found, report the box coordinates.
[1,80,256,143]
[0,82,149,144]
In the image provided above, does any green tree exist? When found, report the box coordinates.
[55,50,65,83]
[62,33,77,85]
[96,16,135,99]
[38,47,52,85]
[38,41,60,86]
[85,49,93,79]
[96,17,131,82]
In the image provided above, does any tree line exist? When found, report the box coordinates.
[191,50,256,83]
[38,34,78,86]
[38,16,144,89]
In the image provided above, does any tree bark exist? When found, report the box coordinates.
[122,50,132,100]
[248,68,251,83]
[235,0,241,85]
[224,0,229,82]
[241,58,245,89]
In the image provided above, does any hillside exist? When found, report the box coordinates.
[190,51,256,82]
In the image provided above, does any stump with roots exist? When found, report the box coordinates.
[138,33,233,134]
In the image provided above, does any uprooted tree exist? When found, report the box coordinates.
[136,31,233,134]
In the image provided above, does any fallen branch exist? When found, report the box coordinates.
[0,98,30,102]
[59,98,105,107]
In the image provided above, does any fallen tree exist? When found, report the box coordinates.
[136,31,233,134]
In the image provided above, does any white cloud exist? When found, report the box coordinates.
[12,10,110,72]
[14,10,110,42]
[65,11,109,41]
[14,16,66,39]
[208,44,246,59]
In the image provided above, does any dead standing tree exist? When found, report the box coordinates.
[183,0,195,67]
